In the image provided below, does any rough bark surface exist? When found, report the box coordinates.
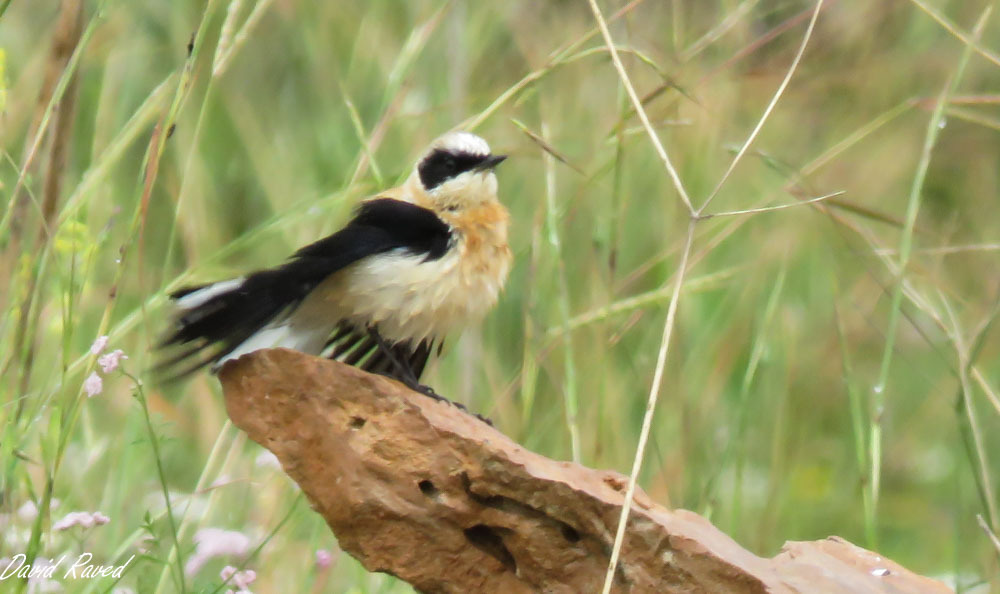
[219,348,950,594]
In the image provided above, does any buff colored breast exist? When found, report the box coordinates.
[299,201,511,345]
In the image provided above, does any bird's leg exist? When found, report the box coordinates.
[366,327,493,426]
[366,327,441,399]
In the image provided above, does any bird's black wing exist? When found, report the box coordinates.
[158,198,451,379]
[294,197,451,262]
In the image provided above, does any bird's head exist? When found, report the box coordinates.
[409,131,506,213]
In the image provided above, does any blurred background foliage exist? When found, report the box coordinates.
[1,0,999,591]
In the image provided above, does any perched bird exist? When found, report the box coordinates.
[158,131,511,399]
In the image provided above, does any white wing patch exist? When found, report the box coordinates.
[175,278,246,311]
[213,321,331,370]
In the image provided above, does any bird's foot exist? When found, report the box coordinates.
[413,382,445,401]
[411,383,493,426]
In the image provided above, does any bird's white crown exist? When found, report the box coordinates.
[432,131,491,157]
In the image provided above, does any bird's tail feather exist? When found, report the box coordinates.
[156,273,300,380]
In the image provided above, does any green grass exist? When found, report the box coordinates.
[2,0,1000,591]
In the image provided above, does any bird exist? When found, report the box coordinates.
[157,131,512,403]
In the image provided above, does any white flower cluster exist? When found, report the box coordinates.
[220,565,257,594]
[53,511,111,532]
[184,528,251,577]
[83,335,128,397]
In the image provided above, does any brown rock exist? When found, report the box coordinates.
[219,349,951,594]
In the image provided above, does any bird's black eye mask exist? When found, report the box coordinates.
[418,149,489,190]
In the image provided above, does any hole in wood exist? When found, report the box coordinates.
[559,522,580,543]
[418,480,438,497]
[463,525,517,572]
[349,416,366,429]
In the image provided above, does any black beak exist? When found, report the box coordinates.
[477,154,507,171]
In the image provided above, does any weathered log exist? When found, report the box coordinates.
[219,348,949,594]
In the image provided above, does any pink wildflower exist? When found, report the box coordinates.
[53,510,110,531]
[83,372,102,397]
[90,335,109,355]
[98,349,128,373]
[315,549,334,570]
[221,565,256,592]
[185,528,250,577]
[16,501,38,522]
